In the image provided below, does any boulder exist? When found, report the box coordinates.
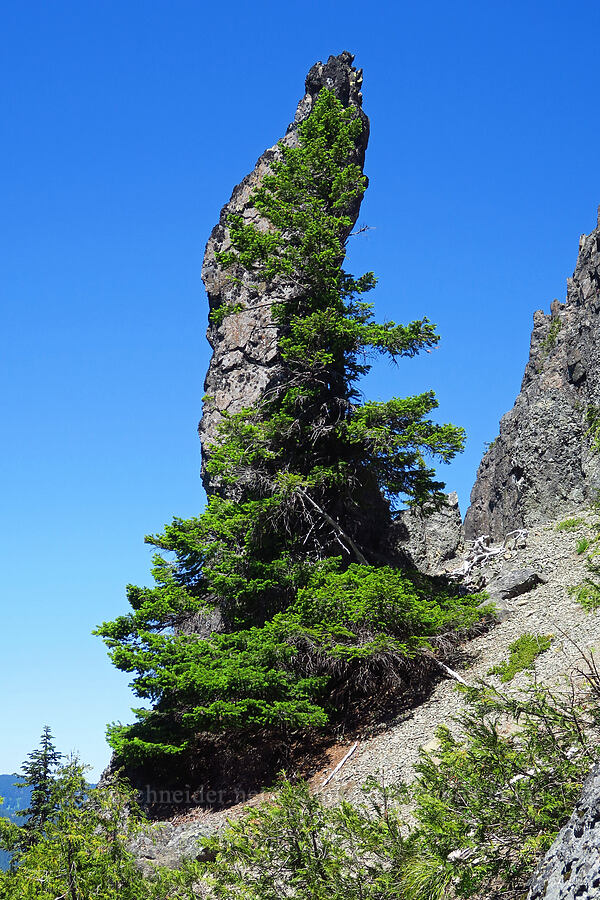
[527,763,600,900]
[128,819,217,873]
[486,568,545,601]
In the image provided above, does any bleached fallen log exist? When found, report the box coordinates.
[451,529,528,578]
[321,741,359,787]
[429,657,470,687]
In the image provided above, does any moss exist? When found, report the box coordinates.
[488,633,552,683]
[536,317,562,372]
[541,317,562,352]
[555,517,585,532]
[585,406,600,451]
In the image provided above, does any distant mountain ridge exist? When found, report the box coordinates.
[0,774,30,871]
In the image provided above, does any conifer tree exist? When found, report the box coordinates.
[0,760,148,898]
[96,88,483,769]
[16,726,62,845]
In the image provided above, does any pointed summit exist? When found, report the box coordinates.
[198,53,369,495]
[465,211,600,538]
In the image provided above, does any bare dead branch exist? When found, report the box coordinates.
[299,490,368,564]
[320,741,359,787]
[451,530,528,578]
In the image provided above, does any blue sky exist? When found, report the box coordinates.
[2,0,600,779]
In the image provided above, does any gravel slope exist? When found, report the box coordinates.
[318,511,600,805]
[132,510,600,866]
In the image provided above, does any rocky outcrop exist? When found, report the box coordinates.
[394,492,463,573]
[128,818,216,873]
[198,52,369,493]
[482,567,545,620]
[527,762,600,900]
[465,212,600,539]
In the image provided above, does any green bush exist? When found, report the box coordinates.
[405,682,598,898]
[153,682,599,900]
[155,778,407,900]
[4,683,598,900]
[105,562,486,764]
[562,502,600,609]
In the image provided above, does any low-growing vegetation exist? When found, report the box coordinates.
[3,680,598,900]
[488,633,552,683]
[566,504,600,610]
[569,580,600,611]
[586,405,600,452]
[555,516,585,532]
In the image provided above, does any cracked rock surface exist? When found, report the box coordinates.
[465,213,600,539]
[527,762,600,900]
[394,491,463,574]
[198,51,369,493]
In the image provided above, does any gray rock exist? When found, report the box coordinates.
[394,492,463,573]
[128,819,217,873]
[465,210,600,539]
[198,52,369,495]
[486,568,545,601]
[527,762,600,900]
[478,567,545,620]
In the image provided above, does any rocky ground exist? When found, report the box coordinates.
[319,510,600,806]
[130,508,600,870]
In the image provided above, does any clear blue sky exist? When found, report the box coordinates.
[2,0,599,779]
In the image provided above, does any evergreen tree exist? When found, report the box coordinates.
[16,726,62,845]
[96,88,483,768]
[0,759,148,899]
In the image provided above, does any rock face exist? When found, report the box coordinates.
[128,818,218,873]
[464,213,600,539]
[199,52,369,493]
[394,492,463,573]
[527,762,600,900]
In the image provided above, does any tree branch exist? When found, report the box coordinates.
[299,490,368,564]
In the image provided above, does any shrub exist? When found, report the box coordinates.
[105,563,487,764]
[153,681,600,900]
[404,681,599,899]
[4,683,599,900]
[569,580,600,611]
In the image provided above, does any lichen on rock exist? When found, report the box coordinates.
[527,762,600,900]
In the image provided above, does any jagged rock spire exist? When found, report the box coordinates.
[198,53,369,494]
[465,210,600,539]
